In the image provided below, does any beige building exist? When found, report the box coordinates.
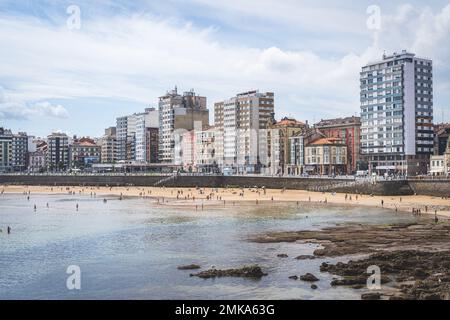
[99,127,117,164]
[263,117,307,175]
[214,90,274,174]
[430,137,450,176]
[305,137,347,175]
[159,87,209,163]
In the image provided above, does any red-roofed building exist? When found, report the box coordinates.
[70,137,101,169]
[314,116,361,174]
[305,136,347,175]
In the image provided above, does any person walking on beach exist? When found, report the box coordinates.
[434,210,439,224]
[381,199,384,207]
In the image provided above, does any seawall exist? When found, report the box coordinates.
[408,179,450,197]
[0,174,435,196]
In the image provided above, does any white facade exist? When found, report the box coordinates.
[195,128,218,171]
[174,130,195,170]
[360,51,433,175]
[117,108,158,163]
[135,108,159,162]
[116,116,128,161]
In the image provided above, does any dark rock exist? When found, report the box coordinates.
[191,265,268,279]
[300,273,319,282]
[177,264,201,270]
[311,284,318,290]
[288,275,298,280]
[419,293,442,300]
[295,255,315,260]
[277,254,289,258]
[331,277,366,286]
[361,292,381,300]
[351,284,365,289]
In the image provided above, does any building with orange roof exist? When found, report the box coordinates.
[315,116,361,174]
[70,137,101,169]
[304,136,347,175]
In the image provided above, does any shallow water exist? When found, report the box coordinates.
[0,193,419,300]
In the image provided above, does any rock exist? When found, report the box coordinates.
[300,273,319,282]
[331,277,366,286]
[419,293,442,300]
[295,255,315,260]
[177,264,201,270]
[414,269,429,279]
[191,265,268,279]
[361,292,381,300]
[277,254,289,258]
[289,275,298,280]
[311,284,318,290]
[351,284,365,289]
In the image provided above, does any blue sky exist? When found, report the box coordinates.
[1,0,450,137]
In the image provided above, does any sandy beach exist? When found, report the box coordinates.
[1,184,450,218]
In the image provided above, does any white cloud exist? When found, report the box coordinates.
[0,95,69,120]
[0,2,449,126]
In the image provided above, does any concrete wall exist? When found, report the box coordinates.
[408,179,450,197]
[0,174,430,196]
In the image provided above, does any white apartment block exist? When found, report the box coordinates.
[135,108,159,163]
[214,90,274,174]
[159,87,209,163]
[116,116,128,161]
[174,130,195,171]
[360,51,433,176]
[116,108,158,163]
[195,128,219,172]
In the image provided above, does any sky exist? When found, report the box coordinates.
[0,0,450,137]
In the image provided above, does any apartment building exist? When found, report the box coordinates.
[360,50,433,176]
[99,127,117,164]
[70,137,101,169]
[305,137,348,175]
[315,116,361,173]
[0,128,13,172]
[159,87,209,163]
[214,90,274,174]
[47,132,69,171]
[195,127,218,173]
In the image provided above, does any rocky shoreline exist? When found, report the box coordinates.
[249,219,450,300]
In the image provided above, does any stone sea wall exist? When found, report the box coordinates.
[0,174,448,196]
[0,175,450,197]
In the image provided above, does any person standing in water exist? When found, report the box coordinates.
[7,226,11,234]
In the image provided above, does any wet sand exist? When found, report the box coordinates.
[2,184,450,218]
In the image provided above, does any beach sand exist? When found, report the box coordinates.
[1,184,450,218]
